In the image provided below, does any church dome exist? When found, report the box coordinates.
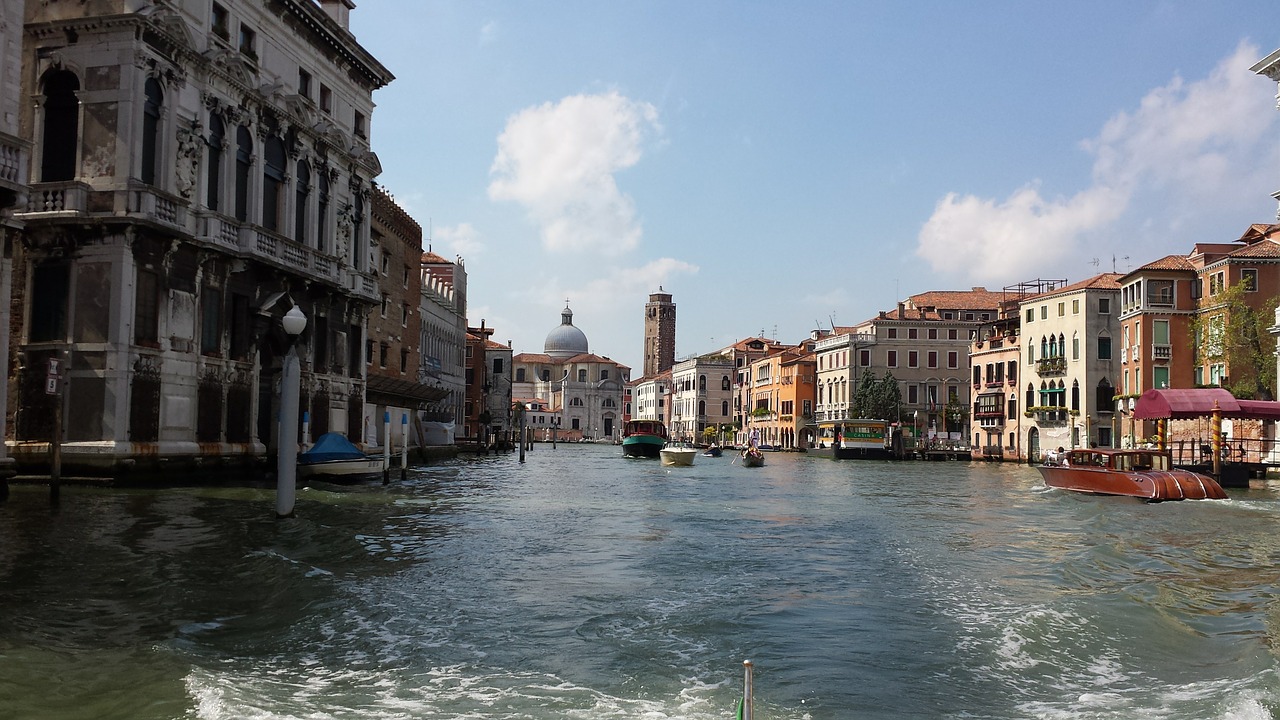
[544,304,589,359]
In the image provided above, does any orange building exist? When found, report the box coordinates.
[745,345,817,450]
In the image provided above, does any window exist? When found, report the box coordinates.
[1241,268,1258,292]
[859,349,870,366]
[948,351,958,369]
[948,329,957,340]
[493,358,504,375]
[205,113,224,210]
[234,125,251,221]
[1072,299,1080,314]
[722,375,731,390]
[516,368,525,382]
[928,328,937,340]
[578,369,587,382]
[1072,334,1080,360]
[402,265,409,288]
[379,343,388,368]
[887,350,898,367]
[887,328,898,339]
[298,68,312,99]
[40,70,80,182]
[1025,308,1034,323]
[602,369,610,381]
[380,294,387,318]
[30,263,69,342]
[400,348,409,373]
[1098,298,1111,314]
[1057,302,1065,317]
[908,385,918,404]
[294,161,310,244]
[908,351,918,368]
[401,304,409,327]
[262,135,285,231]
[141,78,163,186]
[212,3,229,39]
[354,111,366,139]
[238,24,256,56]
[927,351,938,369]
[908,328,918,340]
[1040,306,1047,320]
[320,84,332,113]
[201,287,222,355]
[134,269,160,346]
[1153,366,1169,389]
[1098,336,1112,360]
[1153,320,1169,346]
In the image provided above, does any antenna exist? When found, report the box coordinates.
[428,218,433,253]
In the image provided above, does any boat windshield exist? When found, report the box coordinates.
[1113,452,1169,472]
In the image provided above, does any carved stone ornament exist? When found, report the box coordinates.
[336,203,354,263]
[175,119,203,199]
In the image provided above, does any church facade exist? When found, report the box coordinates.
[511,305,629,441]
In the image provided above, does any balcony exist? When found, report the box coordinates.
[1028,408,1069,425]
[1152,344,1171,361]
[24,181,90,214]
[0,130,31,208]
[1035,356,1065,375]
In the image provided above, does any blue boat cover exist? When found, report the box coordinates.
[299,432,368,463]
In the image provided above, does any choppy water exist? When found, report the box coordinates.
[1,445,1279,719]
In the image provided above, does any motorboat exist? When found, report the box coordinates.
[297,432,384,481]
[740,446,765,468]
[702,445,723,457]
[1037,448,1227,501]
[622,419,668,458]
[660,442,697,467]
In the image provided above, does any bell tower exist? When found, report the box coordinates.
[643,288,676,377]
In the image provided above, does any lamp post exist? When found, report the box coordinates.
[276,304,306,518]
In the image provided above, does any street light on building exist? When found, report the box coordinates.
[276,304,306,518]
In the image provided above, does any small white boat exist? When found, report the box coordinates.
[298,432,384,481]
[659,442,697,467]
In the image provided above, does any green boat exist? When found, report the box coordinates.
[622,419,667,458]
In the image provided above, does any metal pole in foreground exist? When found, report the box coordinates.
[742,659,753,720]
[276,305,307,518]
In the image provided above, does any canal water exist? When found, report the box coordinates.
[2,445,1279,719]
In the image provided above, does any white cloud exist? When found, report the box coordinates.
[479,21,498,46]
[434,222,485,257]
[488,91,661,255]
[916,41,1278,283]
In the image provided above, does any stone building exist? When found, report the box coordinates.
[667,353,733,444]
[0,0,30,483]
[11,0,391,477]
[418,251,467,442]
[643,288,675,378]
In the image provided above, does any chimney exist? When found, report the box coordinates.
[319,0,356,30]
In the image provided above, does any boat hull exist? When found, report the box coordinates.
[622,435,664,458]
[1037,465,1227,501]
[740,449,765,467]
[298,457,384,481]
[659,448,697,467]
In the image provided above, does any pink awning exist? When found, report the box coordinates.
[1132,388,1280,420]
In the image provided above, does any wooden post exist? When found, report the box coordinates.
[1212,400,1222,479]
[49,354,63,503]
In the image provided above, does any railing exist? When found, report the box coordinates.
[1033,409,1068,424]
[1152,344,1171,360]
[0,130,30,191]
[25,181,89,213]
[1036,356,1065,375]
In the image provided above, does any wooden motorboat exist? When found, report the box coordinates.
[660,442,697,467]
[740,446,765,468]
[1037,448,1227,501]
[298,432,384,481]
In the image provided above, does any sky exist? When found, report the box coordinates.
[350,1,1280,374]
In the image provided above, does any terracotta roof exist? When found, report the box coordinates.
[1236,223,1280,244]
[563,352,623,365]
[1133,254,1195,273]
[513,353,554,363]
[422,251,452,264]
[905,288,1005,311]
[1227,238,1280,259]
[484,339,509,350]
[1023,272,1122,300]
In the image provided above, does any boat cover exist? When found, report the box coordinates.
[1132,388,1280,420]
[300,432,368,462]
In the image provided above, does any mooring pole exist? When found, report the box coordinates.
[50,361,62,504]
[742,659,754,720]
[400,412,408,481]
[382,410,391,485]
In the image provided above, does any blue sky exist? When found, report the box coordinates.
[351,1,1280,374]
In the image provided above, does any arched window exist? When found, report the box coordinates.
[317,171,329,251]
[722,400,729,416]
[699,400,706,415]
[262,135,285,231]
[1058,334,1066,358]
[1026,383,1034,410]
[541,369,550,381]
[205,114,224,210]
[1096,378,1114,411]
[40,70,80,182]
[1048,334,1057,358]
[1071,380,1080,411]
[1041,336,1049,359]
[699,375,706,391]
[722,375,730,391]
[234,125,252,221]
[294,160,310,244]
[141,78,163,185]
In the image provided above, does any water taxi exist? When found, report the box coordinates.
[622,419,668,458]
[1037,448,1227,501]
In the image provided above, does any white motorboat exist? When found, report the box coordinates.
[659,442,697,467]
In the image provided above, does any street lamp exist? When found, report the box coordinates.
[276,304,307,518]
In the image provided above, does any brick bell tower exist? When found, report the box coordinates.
[643,288,676,377]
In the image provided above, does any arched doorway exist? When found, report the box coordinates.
[1028,427,1040,464]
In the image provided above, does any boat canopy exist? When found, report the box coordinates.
[1132,388,1280,420]
[300,432,367,462]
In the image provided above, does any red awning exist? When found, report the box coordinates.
[1132,388,1280,420]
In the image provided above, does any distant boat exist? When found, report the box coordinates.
[740,446,765,467]
[702,445,723,458]
[818,419,895,460]
[622,419,667,458]
[660,441,697,467]
[298,432,383,481]
[1037,448,1227,501]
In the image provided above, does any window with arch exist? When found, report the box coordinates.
[40,69,80,182]
[262,135,286,231]
[722,400,729,416]
[1072,333,1079,360]
[205,113,224,210]
[1058,334,1065,358]
[722,375,730,391]
[1025,383,1034,410]
[141,77,163,186]
[698,400,706,415]
[541,369,550,381]
[699,375,706,391]
[294,161,310,244]
[1041,336,1050,359]
[1071,380,1080,411]
[234,125,252,221]
[1096,378,1114,410]
[317,171,329,251]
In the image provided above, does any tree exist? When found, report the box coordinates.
[853,369,901,421]
[1191,280,1280,400]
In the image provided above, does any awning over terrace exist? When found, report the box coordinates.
[1132,388,1280,421]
